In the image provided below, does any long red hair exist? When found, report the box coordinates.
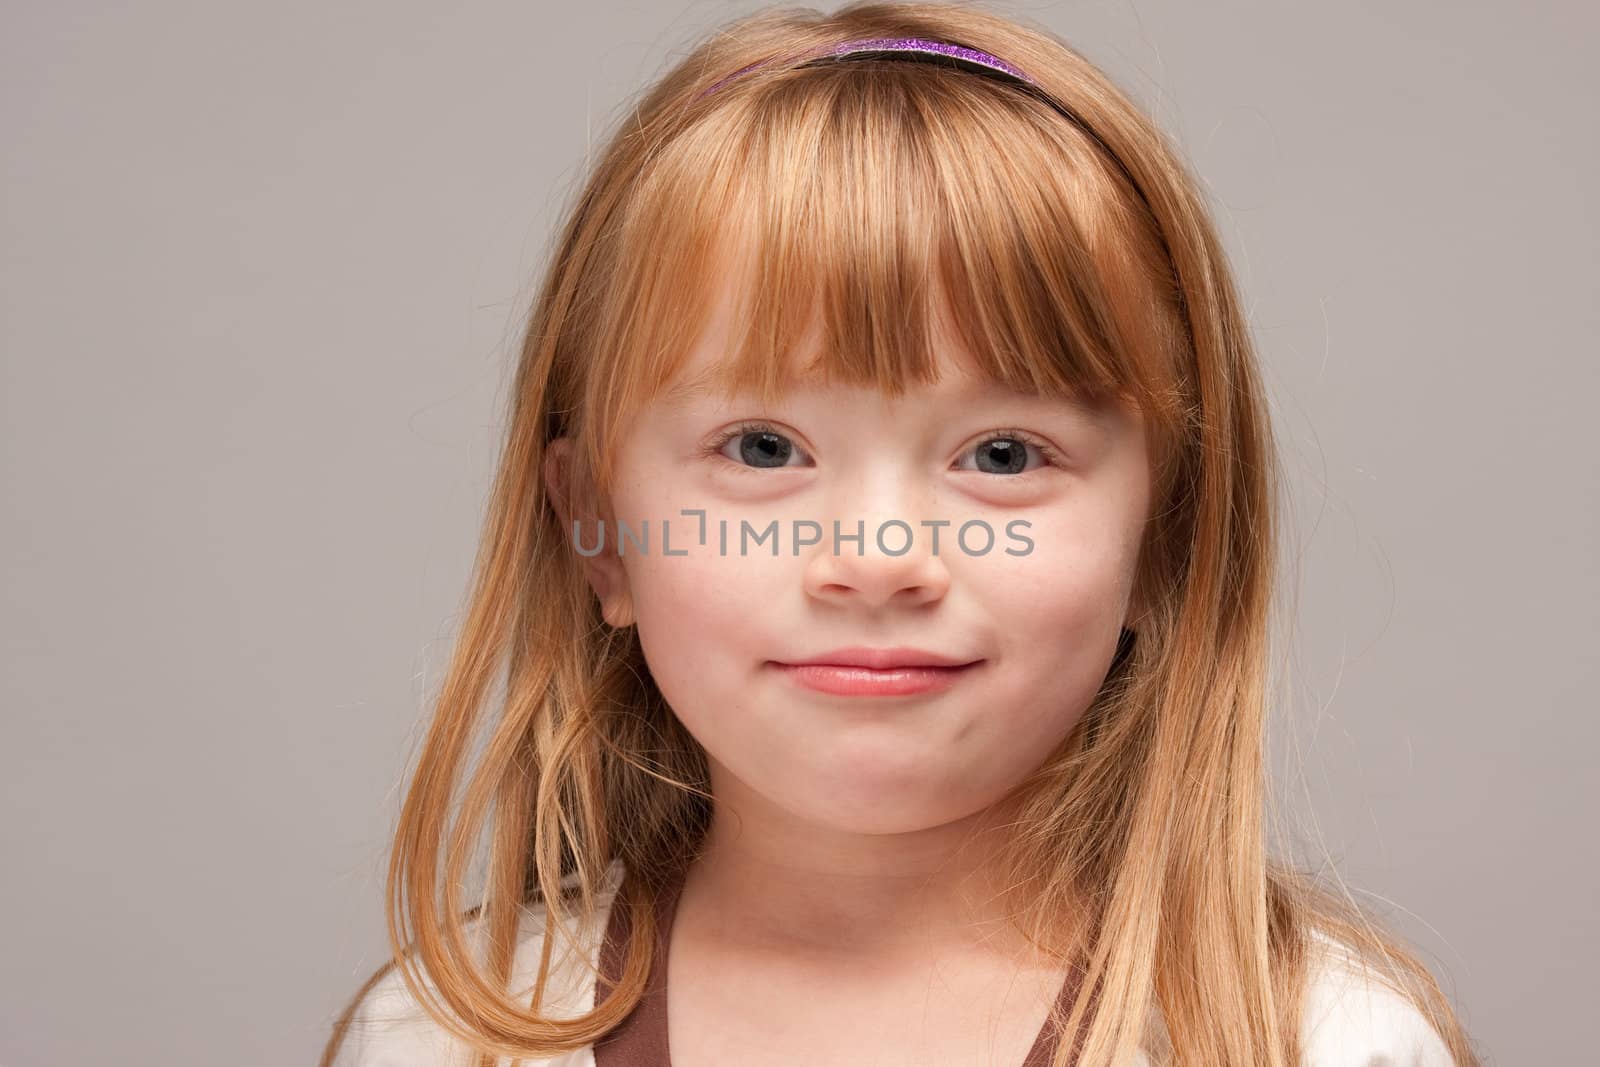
[324,4,1480,1064]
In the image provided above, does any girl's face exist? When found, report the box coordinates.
[548,311,1150,839]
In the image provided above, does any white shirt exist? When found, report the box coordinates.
[332,859,1456,1066]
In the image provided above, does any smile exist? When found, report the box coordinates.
[769,661,982,698]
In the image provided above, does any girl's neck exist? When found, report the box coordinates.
[677,794,1056,968]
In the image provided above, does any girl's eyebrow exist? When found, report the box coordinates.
[661,369,1105,421]
[957,378,1099,412]
[662,373,722,407]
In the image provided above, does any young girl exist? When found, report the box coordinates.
[323,3,1481,1065]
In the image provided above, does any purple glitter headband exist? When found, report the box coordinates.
[696,35,1155,217]
[700,36,1039,97]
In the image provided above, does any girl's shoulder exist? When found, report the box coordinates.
[329,858,628,1067]
[1298,925,1458,1066]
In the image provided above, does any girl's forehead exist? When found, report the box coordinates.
[652,353,1125,435]
[657,344,996,407]
[651,248,978,402]
[642,251,1131,417]
[657,289,992,400]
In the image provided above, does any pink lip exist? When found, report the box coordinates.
[769,647,984,698]
[780,646,980,670]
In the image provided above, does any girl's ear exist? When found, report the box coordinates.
[543,437,636,629]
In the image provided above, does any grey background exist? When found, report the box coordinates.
[2,1,1592,1063]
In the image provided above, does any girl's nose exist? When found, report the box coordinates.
[800,516,952,609]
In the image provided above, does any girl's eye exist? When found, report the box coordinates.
[955,430,1063,476]
[700,423,1063,476]
[705,421,810,470]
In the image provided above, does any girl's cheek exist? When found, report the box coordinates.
[629,549,777,639]
[973,508,1117,588]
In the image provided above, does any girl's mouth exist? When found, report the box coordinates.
[768,660,983,698]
